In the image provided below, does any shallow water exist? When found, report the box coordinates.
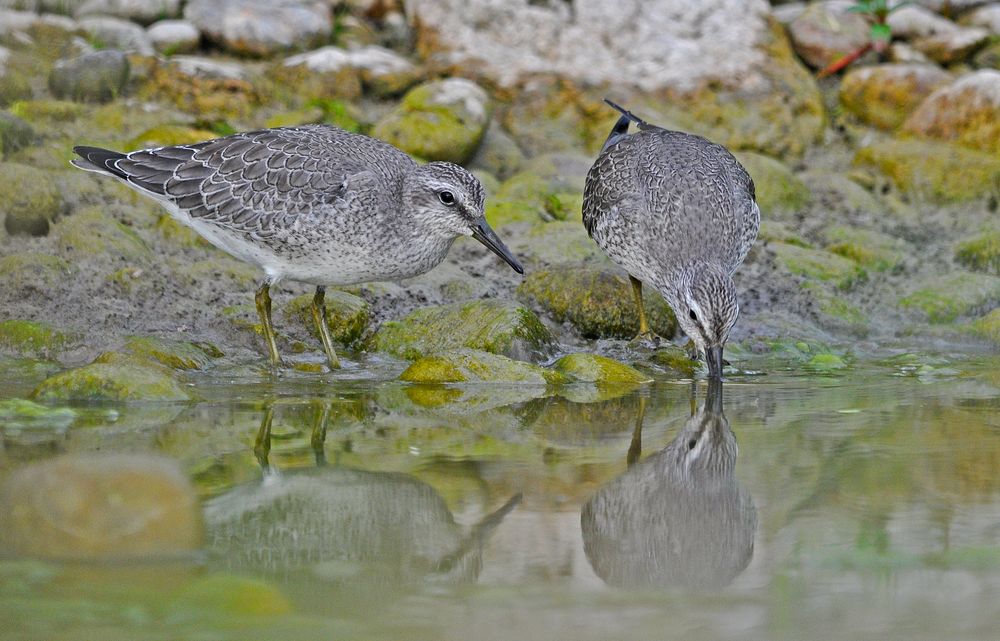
[3,354,1000,641]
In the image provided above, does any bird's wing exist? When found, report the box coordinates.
[583,134,646,239]
[90,126,409,238]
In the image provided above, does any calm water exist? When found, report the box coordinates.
[3,354,1000,640]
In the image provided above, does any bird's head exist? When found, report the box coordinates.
[676,263,739,379]
[405,162,523,274]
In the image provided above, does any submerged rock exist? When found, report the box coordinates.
[372,78,490,163]
[184,0,332,57]
[0,163,64,236]
[0,320,76,359]
[31,359,191,401]
[285,289,371,347]
[517,265,677,340]
[899,271,1000,323]
[49,49,130,103]
[955,230,1000,275]
[903,70,1000,154]
[0,454,202,561]
[552,353,651,386]
[372,299,553,361]
[839,64,952,130]
[124,336,221,370]
[400,348,564,384]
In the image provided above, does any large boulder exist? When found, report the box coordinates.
[839,63,952,130]
[75,0,182,23]
[902,70,1000,154]
[184,0,332,57]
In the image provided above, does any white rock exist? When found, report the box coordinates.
[79,15,154,54]
[405,0,774,92]
[426,77,489,123]
[0,9,37,37]
[146,18,198,54]
[75,0,180,23]
[35,11,76,30]
[347,45,415,77]
[888,5,963,38]
[960,5,1000,35]
[184,0,332,57]
[772,2,806,24]
[169,54,248,80]
[284,45,351,72]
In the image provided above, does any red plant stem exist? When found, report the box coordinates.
[816,41,874,79]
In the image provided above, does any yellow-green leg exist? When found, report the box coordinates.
[254,281,281,368]
[626,395,647,468]
[630,276,657,343]
[311,402,331,466]
[311,286,341,370]
[253,404,274,470]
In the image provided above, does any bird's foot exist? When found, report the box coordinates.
[630,331,661,349]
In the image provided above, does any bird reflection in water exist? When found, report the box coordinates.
[205,402,520,585]
[581,379,756,590]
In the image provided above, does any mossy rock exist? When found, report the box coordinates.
[284,290,371,346]
[0,163,64,236]
[902,70,1000,155]
[801,281,871,336]
[52,206,150,260]
[129,125,217,149]
[955,230,1000,275]
[510,221,605,265]
[371,78,490,163]
[263,107,325,129]
[854,138,1000,203]
[495,153,592,220]
[124,336,220,370]
[0,398,76,430]
[468,122,526,180]
[372,299,553,361]
[839,64,952,130]
[758,220,810,247]
[271,60,362,103]
[0,66,32,107]
[517,264,677,339]
[9,99,85,125]
[400,348,565,384]
[734,151,811,215]
[485,200,540,228]
[0,320,77,359]
[969,308,1000,346]
[31,360,191,402]
[899,272,1000,323]
[822,226,908,272]
[648,344,699,377]
[0,111,35,156]
[0,252,77,291]
[48,50,130,103]
[771,242,867,290]
[168,574,292,618]
[552,353,651,385]
[805,352,848,372]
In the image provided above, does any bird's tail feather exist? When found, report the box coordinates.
[71,146,127,180]
[603,98,650,129]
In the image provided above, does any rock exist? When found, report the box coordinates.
[8,99,84,124]
[970,308,1000,345]
[822,226,908,272]
[0,163,63,236]
[552,353,651,386]
[960,5,1000,35]
[801,281,871,336]
[146,19,199,54]
[733,151,810,214]
[805,353,848,371]
[889,5,989,64]
[129,124,217,148]
[285,289,371,346]
[279,47,362,101]
[494,152,591,219]
[372,299,553,361]
[955,230,1000,275]
[902,70,1000,154]
[468,122,525,181]
[0,320,76,359]
[0,454,201,561]
[854,138,1000,202]
[771,242,866,290]
[888,41,933,64]
[972,40,1000,69]
[168,574,291,617]
[0,45,32,106]
[898,271,1000,322]
[78,16,154,54]
[52,206,149,260]
[773,2,806,24]
[400,348,563,384]
[31,359,191,401]
[517,264,677,339]
[648,344,699,376]
[0,9,35,38]
[49,49,129,103]
[508,220,605,266]
[372,78,490,164]
[168,55,249,81]
[0,398,75,430]
[184,0,332,57]
[839,64,952,130]
[0,110,33,155]
[787,0,871,70]
[75,0,181,23]
[349,45,421,96]
[0,252,77,292]
[124,336,220,370]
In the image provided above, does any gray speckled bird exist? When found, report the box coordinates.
[71,124,523,369]
[583,101,759,378]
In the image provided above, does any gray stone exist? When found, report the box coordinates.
[888,5,989,63]
[407,0,775,92]
[78,15,154,54]
[0,9,36,37]
[0,110,35,153]
[773,2,806,24]
[468,121,526,181]
[146,19,199,54]
[0,163,63,236]
[285,44,420,96]
[75,0,180,23]
[961,5,1000,34]
[787,0,870,70]
[169,55,248,80]
[184,0,332,57]
[49,48,129,102]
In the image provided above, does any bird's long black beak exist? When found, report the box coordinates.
[472,220,524,274]
[706,345,724,380]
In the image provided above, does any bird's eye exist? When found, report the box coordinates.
[438,191,455,206]
[689,309,698,321]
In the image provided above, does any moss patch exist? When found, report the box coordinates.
[128,125,218,149]
[168,574,292,618]
[552,353,651,385]
[511,221,605,265]
[517,264,677,339]
[0,320,76,359]
[969,308,1000,346]
[0,252,77,291]
[285,290,371,346]
[53,207,150,260]
[771,242,867,290]
[0,398,76,430]
[899,272,1000,323]
[839,64,952,130]
[955,231,1000,275]
[400,348,563,384]
[822,226,907,272]
[124,336,220,370]
[31,361,191,402]
[0,163,64,236]
[734,151,811,215]
[372,299,553,361]
[9,100,85,125]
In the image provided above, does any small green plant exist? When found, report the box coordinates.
[817,0,911,78]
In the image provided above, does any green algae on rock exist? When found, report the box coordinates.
[648,344,699,377]
[285,289,371,347]
[0,320,76,359]
[801,281,871,337]
[0,398,75,430]
[372,78,490,164]
[0,163,64,236]
[733,151,811,215]
[955,230,1000,275]
[52,207,150,260]
[771,242,867,290]
[822,226,908,272]
[902,70,1000,155]
[400,348,565,385]
[509,221,605,266]
[167,574,292,618]
[969,308,1000,346]
[8,99,85,125]
[124,336,221,371]
[517,265,677,340]
[128,125,219,149]
[899,271,1000,323]
[372,299,553,361]
[552,353,651,386]
[0,252,77,292]
[31,361,191,402]
[839,64,952,131]
[0,111,35,157]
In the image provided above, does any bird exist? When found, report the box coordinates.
[583,100,760,379]
[71,124,524,369]
[581,379,756,590]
